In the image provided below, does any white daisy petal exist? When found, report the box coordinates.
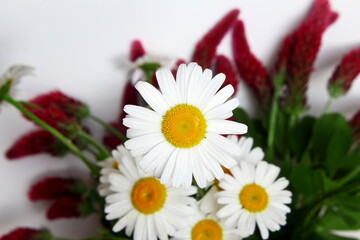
[206,133,242,156]
[205,98,239,119]
[124,104,162,121]
[208,119,248,135]
[156,68,180,106]
[135,81,170,115]
[202,85,235,113]
[197,73,226,109]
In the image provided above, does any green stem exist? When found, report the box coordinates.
[323,98,333,114]
[77,130,111,159]
[267,89,281,160]
[339,165,360,186]
[4,94,99,176]
[89,114,127,143]
[285,113,297,162]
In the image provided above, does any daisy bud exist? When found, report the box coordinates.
[28,177,82,201]
[28,90,89,121]
[275,0,337,114]
[6,130,67,160]
[213,55,239,94]
[350,110,360,142]
[232,20,272,107]
[46,196,84,220]
[328,48,360,98]
[192,9,239,68]
[0,228,50,240]
[130,40,146,62]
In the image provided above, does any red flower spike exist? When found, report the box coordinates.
[213,55,239,94]
[192,9,240,69]
[0,228,46,240]
[232,20,273,106]
[275,0,337,113]
[350,110,360,142]
[29,108,74,131]
[47,195,83,220]
[103,79,140,149]
[29,177,78,201]
[130,40,146,62]
[28,91,88,120]
[6,130,66,160]
[328,48,360,98]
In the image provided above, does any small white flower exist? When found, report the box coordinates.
[123,55,175,84]
[217,161,292,239]
[172,195,241,240]
[105,145,196,240]
[97,155,122,197]
[228,135,264,165]
[123,62,248,189]
[0,65,34,96]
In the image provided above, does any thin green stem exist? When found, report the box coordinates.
[323,98,333,114]
[4,94,99,176]
[267,89,281,160]
[89,115,127,143]
[339,165,360,186]
[77,130,111,159]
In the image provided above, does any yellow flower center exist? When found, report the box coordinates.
[131,177,167,214]
[112,161,119,169]
[191,219,223,240]
[239,184,269,212]
[162,104,207,148]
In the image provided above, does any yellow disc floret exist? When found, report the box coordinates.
[131,177,167,214]
[239,184,269,212]
[191,219,223,240]
[162,104,207,148]
[112,161,119,170]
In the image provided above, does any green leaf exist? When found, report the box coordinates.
[319,170,342,193]
[290,161,317,196]
[290,116,316,159]
[311,114,349,166]
[326,122,352,177]
[320,205,360,231]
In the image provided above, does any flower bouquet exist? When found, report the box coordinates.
[1,0,360,240]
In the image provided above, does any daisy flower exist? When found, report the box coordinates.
[0,65,34,101]
[105,145,197,240]
[123,62,248,189]
[97,156,121,197]
[228,135,264,165]
[216,161,292,239]
[172,190,241,240]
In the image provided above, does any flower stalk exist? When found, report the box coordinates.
[4,94,99,176]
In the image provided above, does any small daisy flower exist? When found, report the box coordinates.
[217,161,292,239]
[0,65,34,98]
[123,62,248,189]
[105,145,197,240]
[228,135,264,165]
[97,155,122,197]
[172,192,241,240]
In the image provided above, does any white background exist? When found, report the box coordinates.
[0,0,360,239]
